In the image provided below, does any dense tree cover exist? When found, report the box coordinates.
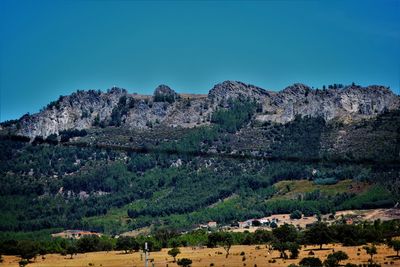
[109,96,133,126]
[0,135,397,233]
[0,110,398,234]
[211,98,257,133]
[270,115,326,160]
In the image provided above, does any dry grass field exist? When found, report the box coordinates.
[1,244,400,267]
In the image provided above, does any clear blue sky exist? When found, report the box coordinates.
[1,0,399,122]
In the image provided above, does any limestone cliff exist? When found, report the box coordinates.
[8,81,399,138]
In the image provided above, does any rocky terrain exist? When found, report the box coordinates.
[3,81,399,138]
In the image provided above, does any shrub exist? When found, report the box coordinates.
[299,257,323,267]
[177,258,192,267]
[290,210,302,220]
[19,259,29,267]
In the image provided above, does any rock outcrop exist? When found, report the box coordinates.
[7,81,399,138]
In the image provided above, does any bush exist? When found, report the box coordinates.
[299,257,323,267]
[290,210,302,220]
[19,259,29,267]
[177,258,192,267]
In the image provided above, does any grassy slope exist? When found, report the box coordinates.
[270,179,356,200]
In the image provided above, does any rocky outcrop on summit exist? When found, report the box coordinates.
[208,81,272,104]
[257,84,399,123]
[17,88,127,138]
[153,85,179,103]
[10,81,400,138]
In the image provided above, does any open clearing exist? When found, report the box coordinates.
[2,244,400,267]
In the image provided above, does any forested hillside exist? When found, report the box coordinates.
[1,97,399,235]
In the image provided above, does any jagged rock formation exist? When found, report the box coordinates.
[7,81,400,138]
[258,84,399,123]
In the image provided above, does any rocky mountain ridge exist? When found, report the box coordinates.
[5,81,399,138]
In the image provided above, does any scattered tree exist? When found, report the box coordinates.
[388,240,400,257]
[271,224,298,258]
[17,240,38,262]
[18,259,29,267]
[363,245,377,261]
[324,251,349,267]
[66,243,78,259]
[168,247,181,262]
[290,210,302,220]
[116,236,139,254]
[304,222,332,250]
[177,258,192,267]
[299,257,323,267]
[288,242,300,259]
[221,233,233,258]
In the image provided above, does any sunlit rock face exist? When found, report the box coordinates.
[13,81,400,138]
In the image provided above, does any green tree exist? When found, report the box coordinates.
[221,233,233,258]
[99,237,114,252]
[116,236,138,254]
[288,242,300,259]
[66,243,78,259]
[17,240,38,262]
[388,240,400,257]
[323,251,349,267]
[19,259,29,267]
[299,257,323,267]
[76,235,100,253]
[168,247,181,262]
[272,224,298,258]
[290,210,302,220]
[177,258,192,267]
[304,222,332,250]
[363,245,377,261]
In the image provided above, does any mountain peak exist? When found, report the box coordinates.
[208,80,267,100]
[282,83,311,95]
[153,85,178,103]
[154,84,176,96]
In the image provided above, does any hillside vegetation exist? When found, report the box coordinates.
[0,104,399,235]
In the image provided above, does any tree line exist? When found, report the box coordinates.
[1,220,400,266]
